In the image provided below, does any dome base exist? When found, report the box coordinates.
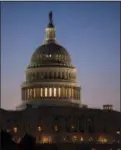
[16,99,81,110]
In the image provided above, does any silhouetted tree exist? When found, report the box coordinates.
[1,129,17,150]
[19,133,36,150]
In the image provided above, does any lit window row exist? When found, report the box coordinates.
[3,127,121,144]
[22,87,80,100]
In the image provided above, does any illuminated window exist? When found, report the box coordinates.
[72,135,78,142]
[49,88,52,97]
[98,136,108,143]
[41,136,52,143]
[63,137,66,141]
[65,88,68,97]
[53,88,56,97]
[45,88,47,97]
[33,88,36,98]
[58,88,61,97]
[40,88,43,97]
[38,126,42,132]
[54,125,58,132]
[71,125,75,129]
[13,127,17,133]
[69,88,71,98]
[80,136,83,142]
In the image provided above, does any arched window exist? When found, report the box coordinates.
[44,72,47,79]
[40,88,43,97]
[53,88,56,97]
[45,88,47,97]
[58,88,61,97]
[49,88,52,97]
[40,72,43,79]
[62,72,64,79]
[69,88,71,98]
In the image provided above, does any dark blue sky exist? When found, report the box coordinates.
[1,2,120,111]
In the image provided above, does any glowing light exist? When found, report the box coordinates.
[41,136,52,143]
[38,126,42,132]
[98,136,108,143]
[54,125,58,132]
[116,131,120,135]
[13,127,17,133]
[73,135,78,142]
[80,136,83,141]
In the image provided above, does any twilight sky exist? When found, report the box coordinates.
[1,2,120,111]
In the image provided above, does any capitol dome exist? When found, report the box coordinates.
[29,43,72,68]
[18,11,81,110]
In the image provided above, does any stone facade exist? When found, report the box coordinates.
[0,106,121,144]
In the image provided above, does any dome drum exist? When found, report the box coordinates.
[25,68,77,82]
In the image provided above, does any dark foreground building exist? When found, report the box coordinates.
[0,12,121,145]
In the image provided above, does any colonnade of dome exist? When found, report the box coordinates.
[21,86,80,101]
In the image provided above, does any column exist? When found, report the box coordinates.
[21,89,23,100]
[78,88,80,100]
[25,89,27,100]
[56,86,59,98]
[33,88,36,99]
[47,87,49,97]
[27,89,29,100]
[69,87,71,99]
[42,87,45,98]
